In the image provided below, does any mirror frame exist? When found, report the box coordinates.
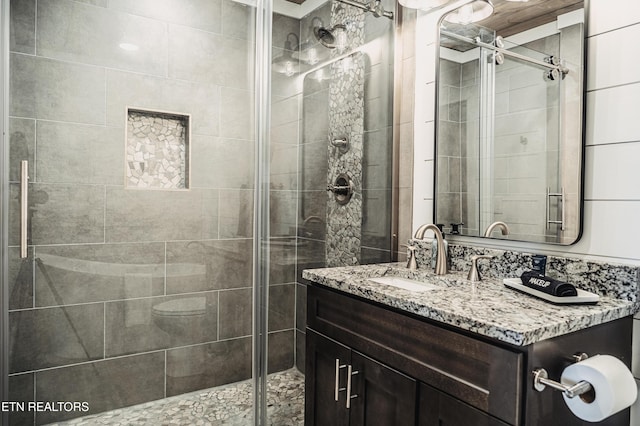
[432,0,589,245]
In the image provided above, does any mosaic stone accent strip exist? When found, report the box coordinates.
[49,369,304,426]
[126,109,189,190]
[302,263,638,346]
[410,240,640,302]
[326,3,366,268]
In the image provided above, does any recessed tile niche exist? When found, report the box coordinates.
[126,108,190,190]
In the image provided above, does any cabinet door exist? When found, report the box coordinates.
[419,383,510,426]
[349,352,417,426]
[305,330,351,426]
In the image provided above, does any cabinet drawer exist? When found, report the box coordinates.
[308,285,523,425]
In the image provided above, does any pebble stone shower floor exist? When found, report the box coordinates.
[47,369,305,426]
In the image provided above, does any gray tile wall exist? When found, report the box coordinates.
[8,1,295,424]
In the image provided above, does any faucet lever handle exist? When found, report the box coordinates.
[401,244,418,270]
[467,255,493,282]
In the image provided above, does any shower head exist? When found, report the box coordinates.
[313,27,334,47]
[313,24,347,49]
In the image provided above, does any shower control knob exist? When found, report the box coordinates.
[327,184,351,195]
[327,174,354,205]
[330,136,350,154]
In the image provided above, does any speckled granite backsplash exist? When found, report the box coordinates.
[411,240,640,302]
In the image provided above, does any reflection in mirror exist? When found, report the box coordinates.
[435,0,585,244]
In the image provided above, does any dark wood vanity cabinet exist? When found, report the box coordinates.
[306,329,417,425]
[305,284,633,426]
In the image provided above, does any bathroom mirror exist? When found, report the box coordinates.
[434,0,585,244]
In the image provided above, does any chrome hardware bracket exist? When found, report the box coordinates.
[442,30,569,75]
[532,368,592,398]
[533,353,592,399]
[572,352,589,363]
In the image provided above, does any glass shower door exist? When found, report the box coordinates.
[1,0,273,424]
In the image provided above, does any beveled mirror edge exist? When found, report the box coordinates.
[431,0,589,246]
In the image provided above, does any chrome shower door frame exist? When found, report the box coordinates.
[253,0,273,424]
[1,0,10,423]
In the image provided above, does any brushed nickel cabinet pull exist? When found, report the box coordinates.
[20,160,29,259]
[345,365,359,409]
[334,359,347,401]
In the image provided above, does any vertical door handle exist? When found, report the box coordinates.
[20,160,29,258]
[546,187,565,231]
[560,187,566,231]
[345,365,359,409]
[334,359,347,401]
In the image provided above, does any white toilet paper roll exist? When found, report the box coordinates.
[561,354,637,422]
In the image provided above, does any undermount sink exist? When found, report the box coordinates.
[368,276,440,292]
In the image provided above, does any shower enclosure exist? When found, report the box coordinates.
[1,0,395,424]
[1,0,282,424]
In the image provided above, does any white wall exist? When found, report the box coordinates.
[411,1,640,423]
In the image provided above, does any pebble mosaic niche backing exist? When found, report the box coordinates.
[126,109,190,190]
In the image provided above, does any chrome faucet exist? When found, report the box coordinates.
[413,224,448,275]
[483,221,510,238]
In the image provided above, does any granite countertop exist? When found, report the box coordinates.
[302,263,639,346]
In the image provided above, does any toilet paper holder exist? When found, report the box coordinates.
[532,352,593,399]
